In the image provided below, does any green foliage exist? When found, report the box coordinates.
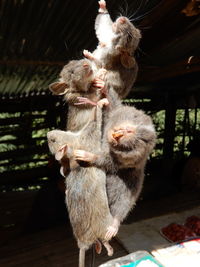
[174,108,200,156]
[0,110,50,174]
[146,108,200,158]
[151,110,165,158]
[0,101,199,193]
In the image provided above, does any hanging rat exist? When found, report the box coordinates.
[74,105,156,234]
[47,106,118,267]
[83,0,141,99]
[49,58,107,131]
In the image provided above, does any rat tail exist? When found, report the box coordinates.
[90,244,96,267]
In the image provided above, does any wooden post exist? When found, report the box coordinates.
[160,93,177,194]
[163,95,176,161]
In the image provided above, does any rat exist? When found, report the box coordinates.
[83,0,141,99]
[74,105,156,234]
[49,58,107,131]
[47,106,118,267]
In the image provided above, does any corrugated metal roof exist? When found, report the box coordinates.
[0,0,199,95]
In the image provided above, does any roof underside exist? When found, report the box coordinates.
[0,0,200,96]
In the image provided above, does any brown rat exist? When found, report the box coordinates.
[47,107,117,267]
[74,105,156,234]
[49,58,106,131]
[83,0,141,98]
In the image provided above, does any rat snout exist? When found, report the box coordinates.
[111,125,136,143]
[117,17,126,24]
[112,130,124,142]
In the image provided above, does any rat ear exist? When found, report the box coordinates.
[120,52,135,68]
[60,166,65,177]
[55,145,68,161]
[49,81,68,95]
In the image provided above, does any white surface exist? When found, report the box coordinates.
[152,238,200,267]
[117,206,200,253]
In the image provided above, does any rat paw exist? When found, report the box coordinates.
[105,225,118,240]
[93,78,105,90]
[102,241,114,257]
[83,49,94,60]
[74,97,97,106]
[74,150,95,162]
[97,98,109,108]
[98,0,106,11]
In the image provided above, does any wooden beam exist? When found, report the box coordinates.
[137,57,200,83]
[0,60,65,66]
[163,98,177,160]
[140,0,188,27]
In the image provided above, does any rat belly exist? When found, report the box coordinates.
[65,167,112,243]
[66,167,109,219]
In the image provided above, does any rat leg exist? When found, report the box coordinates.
[105,217,120,240]
[95,239,102,254]
[102,241,114,256]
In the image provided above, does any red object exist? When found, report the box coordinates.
[161,223,197,242]
[185,215,200,235]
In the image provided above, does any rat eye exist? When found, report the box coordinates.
[50,138,56,143]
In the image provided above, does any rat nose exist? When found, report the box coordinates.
[112,130,124,141]
[118,17,126,24]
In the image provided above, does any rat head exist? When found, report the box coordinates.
[112,16,141,56]
[107,122,136,148]
[49,59,94,95]
[47,130,69,161]
[61,59,94,83]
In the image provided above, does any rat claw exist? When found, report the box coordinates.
[74,97,97,106]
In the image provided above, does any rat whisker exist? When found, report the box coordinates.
[131,0,146,18]
[132,0,163,22]
[119,0,129,16]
